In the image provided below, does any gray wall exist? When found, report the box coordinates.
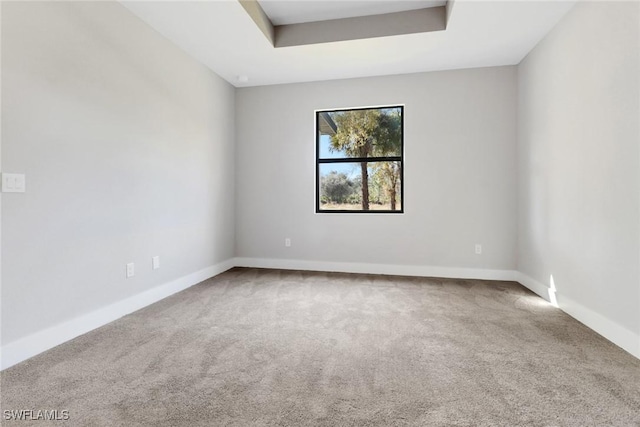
[235,67,518,270]
[517,1,640,335]
[4,0,638,362]
[1,1,235,345]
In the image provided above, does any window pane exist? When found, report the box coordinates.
[317,108,402,159]
[318,134,344,159]
[368,161,402,211]
[319,161,402,211]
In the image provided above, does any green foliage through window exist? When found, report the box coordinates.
[316,106,403,213]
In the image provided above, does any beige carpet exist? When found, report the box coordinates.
[2,268,640,426]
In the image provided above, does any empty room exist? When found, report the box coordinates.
[1,0,639,425]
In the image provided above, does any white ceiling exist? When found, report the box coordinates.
[259,0,447,25]
[121,0,577,88]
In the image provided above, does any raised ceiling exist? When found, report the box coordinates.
[244,0,447,48]
[121,0,577,88]
[258,0,447,25]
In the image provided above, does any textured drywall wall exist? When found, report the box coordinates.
[1,1,235,344]
[236,66,517,271]
[517,1,640,337]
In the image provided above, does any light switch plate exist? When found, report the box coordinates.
[2,173,26,193]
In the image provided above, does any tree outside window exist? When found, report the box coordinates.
[316,106,403,213]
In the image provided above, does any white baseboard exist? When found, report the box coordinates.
[3,259,638,370]
[558,292,640,359]
[515,272,640,359]
[234,257,518,281]
[513,271,553,302]
[238,260,638,359]
[0,259,235,371]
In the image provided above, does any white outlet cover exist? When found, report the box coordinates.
[2,173,26,193]
[152,256,160,269]
[126,263,135,278]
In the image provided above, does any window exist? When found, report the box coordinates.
[316,106,404,213]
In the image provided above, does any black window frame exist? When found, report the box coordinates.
[315,105,404,214]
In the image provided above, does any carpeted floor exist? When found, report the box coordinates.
[2,268,640,426]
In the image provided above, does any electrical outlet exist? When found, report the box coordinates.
[475,244,482,255]
[285,238,291,247]
[2,173,26,193]
[126,263,135,278]
[152,256,160,270]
